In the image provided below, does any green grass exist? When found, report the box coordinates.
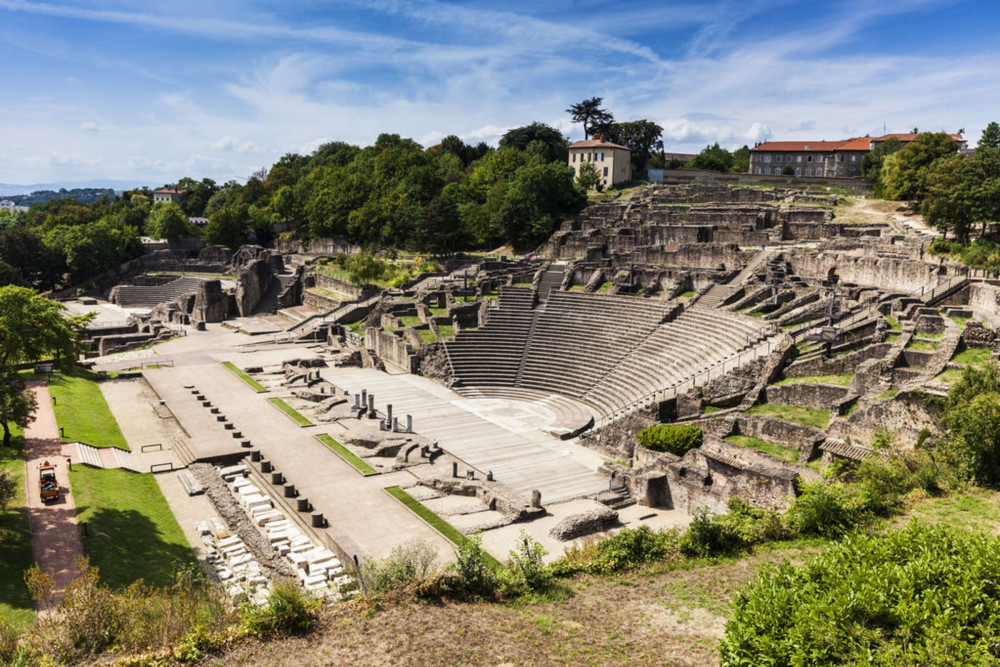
[0,439,34,629]
[397,315,423,328]
[885,333,901,343]
[69,467,196,589]
[569,285,587,292]
[345,318,366,334]
[314,434,378,476]
[952,347,992,366]
[916,331,944,340]
[746,403,830,429]
[429,307,449,318]
[885,314,901,331]
[878,388,899,400]
[949,315,973,329]
[415,329,438,345]
[384,486,501,568]
[680,290,697,298]
[702,405,724,415]
[725,435,800,463]
[49,369,129,449]
[596,282,613,293]
[933,368,964,385]
[267,398,313,427]
[222,361,266,392]
[437,324,455,341]
[906,339,939,351]
[772,373,853,387]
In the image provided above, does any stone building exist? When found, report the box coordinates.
[153,188,183,204]
[568,138,631,188]
[748,133,966,178]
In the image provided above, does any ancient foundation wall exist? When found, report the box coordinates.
[828,391,943,447]
[364,328,418,373]
[969,283,1000,328]
[787,252,940,293]
[763,383,850,410]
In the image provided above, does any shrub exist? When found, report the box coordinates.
[242,580,318,636]
[0,618,20,664]
[360,540,438,593]
[785,480,868,538]
[719,524,1000,665]
[497,532,551,598]
[681,500,788,558]
[636,424,702,455]
[450,533,498,600]
[586,526,678,574]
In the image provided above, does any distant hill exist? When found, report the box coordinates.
[0,179,154,197]
[2,188,118,206]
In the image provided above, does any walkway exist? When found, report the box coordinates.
[23,382,83,611]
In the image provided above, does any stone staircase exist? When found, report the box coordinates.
[593,484,635,510]
[536,267,565,302]
[74,442,140,472]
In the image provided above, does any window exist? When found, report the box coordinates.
[838,155,844,162]
[572,153,576,162]
[763,154,771,163]
[805,168,812,176]
[851,155,856,162]
[795,167,801,176]
[754,167,761,174]
[797,155,802,162]
[599,152,605,161]
[603,167,608,177]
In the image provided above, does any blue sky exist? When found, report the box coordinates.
[0,0,997,185]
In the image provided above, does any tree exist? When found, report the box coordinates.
[0,371,37,448]
[413,194,467,255]
[861,137,903,195]
[980,122,1000,151]
[605,120,664,173]
[498,123,569,163]
[0,227,64,288]
[880,133,959,200]
[689,143,734,172]
[0,285,87,378]
[566,97,614,140]
[920,154,974,240]
[203,205,249,248]
[346,251,386,285]
[731,145,751,174]
[575,162,602,192]
[146,203,192,240]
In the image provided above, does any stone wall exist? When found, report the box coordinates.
[785,343,893,377]
[364,328,418,373]
[787,251,941,294]
[310,272,368,299]
[969,282,1000,328]
[274,238,361,256]
[235,258,272,316]
[191,279,228,323]
[827,391,943,447]
[763,383,849,410]
[735,415,825,452]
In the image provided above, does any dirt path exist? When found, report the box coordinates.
[23,382,83,611]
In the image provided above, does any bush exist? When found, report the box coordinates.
[242,580,318,636]
[719,524,1000,665]
[636,424,702,456]
[360,540,438,593]
[586,526,677,574]
[0,618,20,664]
[450,533,498,600]
[785,479,870,538]
[496,532,551,598]
[680,499,787,558]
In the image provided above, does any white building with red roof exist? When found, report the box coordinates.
[152,188,183,204]
[748,133,966,178]
[568,137,631,188]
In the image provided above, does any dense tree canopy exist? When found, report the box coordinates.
[880,132,959,200]
[604,120,664,173]
[566,97,614,140]
[979,121,1000,151]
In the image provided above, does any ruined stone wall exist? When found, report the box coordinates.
[969,282,1000,328]
[763,383,849,410]
[235,258,272,316]
[310,272,367,299]
[736,415,824,452]
[274,238,362,256]
[828,391,942,447]
[785,343,893,377]
[191,280,228,323]
[787,252,940,293]
[364,328,418,373]
[621,243,748,270]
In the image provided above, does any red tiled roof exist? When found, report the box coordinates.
[753,133,964,153]
[751,141,844,152]
[153,188,182,194]
[569,138,629,150]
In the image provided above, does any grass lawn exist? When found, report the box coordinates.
[952,346,992,365]
[415,329,438,345]
[69,467,195,589]
[680,290,697,298]
[345,318,366,334]
[702,405,724,415]
[746,403,830,429]
[949,315,973,329]
[314,434,378,476]
[437,324,455,341]
[0,437,35,629]
[397,315,423,328]
[906,339,939,351]
[934,368,964,385]
[725,435,800,463]
[596,281,613,293]
[49,369,129,449]
[885,332,901,343]
[384,486,501,569]
[222,361,266,392]
[878,388,899,400]
[772,373,853,387]
[885,314,901,331]
[268,398,313,427]
[428,307,449,318]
